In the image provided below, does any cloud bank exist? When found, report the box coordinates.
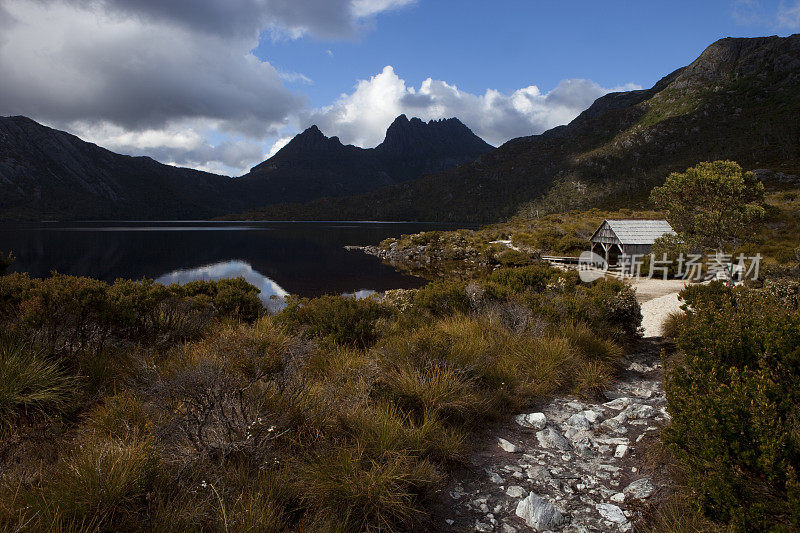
[304,66,640,148]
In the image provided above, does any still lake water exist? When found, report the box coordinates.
[0,221,463,310]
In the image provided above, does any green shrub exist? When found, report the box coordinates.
[485,263,557,294]
[664,283,800,529]
[182,277,263,322]
[279,295,392,348]
[0,274,262,362]
[411,279,470,316]
[496,249,534,266]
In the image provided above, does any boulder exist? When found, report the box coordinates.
[596,503,627,524]
[515,493,568,530]
[536,427,571,450]
[565,412,591,429]
[498,437,518,453]
[515,412,547,429]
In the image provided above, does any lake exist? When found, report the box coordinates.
[0,221,462,311]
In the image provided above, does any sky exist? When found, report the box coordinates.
[1,0,798,175]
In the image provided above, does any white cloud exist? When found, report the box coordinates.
[266,136,295,159]
[305,66,641,148]
[69,120,266,175]
[0,0,413,173]
[0,0,300,138]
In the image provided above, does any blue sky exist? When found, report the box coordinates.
[261,1,795,107]
[1,0,798,174]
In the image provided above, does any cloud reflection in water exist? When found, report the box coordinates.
[156,260,289,313]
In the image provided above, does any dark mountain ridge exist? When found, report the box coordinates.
[0,115,241,220]
[237,34,800,222]
[0,114,492,220]
[237,115,493,203]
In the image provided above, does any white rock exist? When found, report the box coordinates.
[536,427,571,450]
[614,444,629,458]
[610,492,626,503]
[624,478,655,499]
[594,436,629,446]
[501,524,518,533]
[603,397,631,410]
[515,412,547,429]
[445,519,454,525]
[506,485,526,498]
[488,472,504,484]
[565,412,591,429]
[600,412,628,431]
[582,410,600,423]
[498,437,518,453]
[515,493,568,530]
[625,403,656,419]
[597,503,627,524]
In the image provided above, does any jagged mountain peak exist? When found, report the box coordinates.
[239,114,493,203]
[378,114,493,156]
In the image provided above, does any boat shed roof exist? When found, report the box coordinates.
[590,219,675,245]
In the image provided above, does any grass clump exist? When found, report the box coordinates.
[295,446,441,532]
[0,336,75,430]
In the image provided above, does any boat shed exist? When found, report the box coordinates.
[589,219,675,265]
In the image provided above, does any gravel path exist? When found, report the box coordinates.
[433,340,671,532]
[639,293,683,338]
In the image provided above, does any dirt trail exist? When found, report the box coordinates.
[432,339,672,532]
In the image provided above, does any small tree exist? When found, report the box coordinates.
[650,161,765,280]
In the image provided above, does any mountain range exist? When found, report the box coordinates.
[0,114,491,220]
[2,34,799,222]
[236,34,800,222]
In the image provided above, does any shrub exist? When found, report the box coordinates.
[279,295,392,348]
[496,249,534,266]
[182,277,263,322]
[86,391,152,442]
[0,336,75,430]
[485,263,556,295]
[152,320,293,461]
[659,310,687,339]
[663,283,800,529]
[411,279,470,316]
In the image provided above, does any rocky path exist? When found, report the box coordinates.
[432,339,670,532]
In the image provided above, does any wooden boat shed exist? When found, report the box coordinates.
[589,219,675,265]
